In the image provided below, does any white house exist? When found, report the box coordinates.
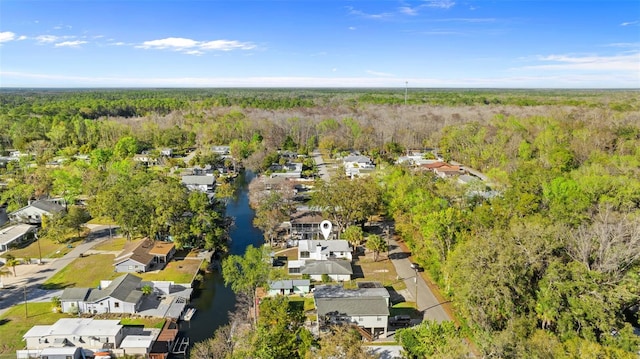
[299,259,353,281]
[60,274,144,315]
[181,175,216,193]
[269,162,303,178]
[342,155,375,178]
[22,318,124,351]
[8,200,65,225]
[113,239,156,273]
[298,240,352,262]
[0,224,35,252]
[267,279,311,296]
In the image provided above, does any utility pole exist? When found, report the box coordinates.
[36,230,42,264]
[411,263,418,309]
[24,285,28,318]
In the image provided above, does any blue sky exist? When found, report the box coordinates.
[0,0,638,88]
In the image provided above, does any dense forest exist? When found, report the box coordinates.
[1,88,639,357]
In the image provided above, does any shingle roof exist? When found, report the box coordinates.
[114,238,155,266]
[301,259,353,275]
[269,279,311,290]
[181,175,215,185]
[313,285,389,299]
[87,274,143,304]
[316,296,389,317]
[60,287,91,301]
[30,200,65,214]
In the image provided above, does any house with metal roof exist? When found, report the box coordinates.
[21,318,124,351]
[0,224,35,252]
[299,259,353,281]
[315,295,390,339]
[181,175,216,193]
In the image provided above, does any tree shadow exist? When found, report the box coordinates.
[39,282,71,290]
[388,252,409,260]
[0,318,11,326]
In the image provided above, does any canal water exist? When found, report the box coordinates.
[181,171,264,344]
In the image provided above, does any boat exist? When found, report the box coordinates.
[181,307,196,321]
[94,351,112,359]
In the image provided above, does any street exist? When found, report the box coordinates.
[0,224,115,315]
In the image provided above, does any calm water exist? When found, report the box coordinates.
[181,171,264,344]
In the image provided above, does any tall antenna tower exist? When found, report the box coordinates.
[405,81,408,105]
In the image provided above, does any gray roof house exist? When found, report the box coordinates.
[267,279,311,296]
[0,224,35,252]
[8,200,65,225]
[314,283,390,307]
[60,274,144,315]
[299,259,353,281]
[314,283,391,340]
[181,175,216,193]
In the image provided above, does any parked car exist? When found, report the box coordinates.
[410,262,423,272]
[389,314,412,327]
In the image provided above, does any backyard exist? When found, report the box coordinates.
[139,258,203,284]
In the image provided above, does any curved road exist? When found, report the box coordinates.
[0,225,115,316]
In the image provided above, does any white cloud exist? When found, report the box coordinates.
[54,40,87,48]
[366,70,395,77]
[138,37,255,54]
[17,35,28,41]
[524,52,640,72]
[620,20,639,26]
[424,0,456,9]
[36,35,59,43]
[346,6,393,20]
[0,32,17,43]
[399,6,419,16]
[348,26,356,31]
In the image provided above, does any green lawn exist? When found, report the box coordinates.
[119,317,165,328]
[1,237,75,261]
[139,259,202,284]
[0,302,74,355]
[91,237,139,251]
[41,253,119,289]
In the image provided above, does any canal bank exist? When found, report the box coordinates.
[181,171,264,345]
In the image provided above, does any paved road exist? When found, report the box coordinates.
[312,150,331,182]
[387,235,451,323]
[0,225,116,315]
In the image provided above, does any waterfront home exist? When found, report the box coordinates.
[267,279,311,296]
[298,240,352,261]
[296,259,353,281]
[60,274,144,315]
[113,238,156,273]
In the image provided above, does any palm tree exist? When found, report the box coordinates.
[365,234,387,262]
[141,285,153,296]
[5,257,20,277]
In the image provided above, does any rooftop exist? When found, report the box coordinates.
[23,318,122,339]
[301,259,353,275]
[316,296,390,317]
[0,224,34,247]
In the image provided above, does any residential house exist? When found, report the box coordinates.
[17,347,84,359]
[267,279,311,296]
[160,148,173,157]
[60,274,144,315]
[298,240,352,261]
[113,239,156,273]
[342,154,375,178]
[286,211,337,240]
[298,259,353,281]
[8,200,65,225]
[269,162,303,179]
[21,318,125,351]
[0,224,35,252]
[211,146,230,155]
[149,241,176,264]
[181,175,216,193]
[133,153,159,166]
[314,284,390,339]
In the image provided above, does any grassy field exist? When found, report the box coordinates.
[41,253,119,289]
[1,237,75,261]
[91,236,139,251]
[139,258,202,284]
[0,302,73,355]
[351,255,406,291]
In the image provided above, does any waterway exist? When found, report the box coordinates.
[181,171,264,344]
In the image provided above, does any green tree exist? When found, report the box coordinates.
[222,245,271,326]
[6,256,19,277]
[342,226,364,248]
[113,136,138,159]
[308,325,378,359]
[396,320,468,359]
[365,234,387,262]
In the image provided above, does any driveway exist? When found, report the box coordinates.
[0,225,117,315]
